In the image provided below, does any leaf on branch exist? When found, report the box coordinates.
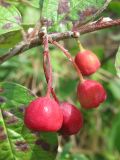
[28,0,40,8]
[0,24,34,49]
[0,82,58,160]
[115,46,120,78]
[40,0,59,26]
[40,0,112,32]
[5,0,40,8]
[0,2,22,35]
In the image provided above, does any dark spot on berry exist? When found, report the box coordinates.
[35,139,50,151]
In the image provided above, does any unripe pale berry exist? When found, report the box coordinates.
[77,80,107,109]
[24,97,63,132]
[59,102,83,135]
[75,50,100,76]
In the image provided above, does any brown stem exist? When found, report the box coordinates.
[43,35,52,97]
[0,19,120,64]
[51,88,59,103]
[43,50,59,103]
[78,18,120,34]
[49,38,84,83]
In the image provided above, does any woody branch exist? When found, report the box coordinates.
[0,18,120,64]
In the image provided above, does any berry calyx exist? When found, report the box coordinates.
[59,102,83,135]
[24,97,63,132]
[77,80,107,109]
[75,50,101,76]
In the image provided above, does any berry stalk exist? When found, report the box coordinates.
[76,39,85,52]
[43,34,52,97]
[43,50,59,103]
[49,38,84,83]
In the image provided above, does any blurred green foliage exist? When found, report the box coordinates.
[0,0,120,160]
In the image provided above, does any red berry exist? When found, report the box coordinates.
[75,50,100,76]
[59,102,83,135]
[77,80,107,109]
[24,97,63,132]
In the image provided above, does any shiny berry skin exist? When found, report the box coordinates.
[59,102,83,135]
[24,97,63,132]
[75,50,100,76]
[77,80,107,109]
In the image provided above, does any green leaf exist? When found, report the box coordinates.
[0,2,22,35]
[0,30,22,49]
[109,113,120,152]
[58,78,77,100]
[0,82,58,160]
[115,46,120,78]
[40,0,59,23]
[31,0,40,8]
[108,1,120,16]
[7,0,40,8]
[40,0,112,32]
[70,0,111,21]
[108,78,120,100]
[24,0,40,8]
[0,24,34,50]
[72,154,89,160]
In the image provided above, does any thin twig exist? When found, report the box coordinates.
[43,34,52,97]
[49,38,84,82]
[78,18,120,34]
[0,19,120,64]
[43,51,59,103]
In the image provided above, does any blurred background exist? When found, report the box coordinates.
[0,1,120,160]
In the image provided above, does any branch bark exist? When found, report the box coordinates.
[0,18,120,65]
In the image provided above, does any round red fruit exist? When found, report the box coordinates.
[59,102,83,135]
[75,50,100,76]
[77,80,107,109]
[24,97,63,132]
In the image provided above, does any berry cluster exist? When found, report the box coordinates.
[24,35,107,136]
[24,99,83,135]
[75,48,106,109]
